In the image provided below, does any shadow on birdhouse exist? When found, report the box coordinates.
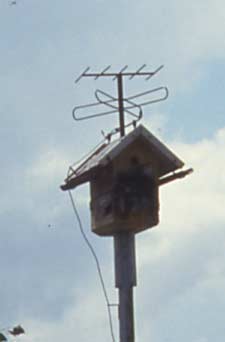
[61,125,192,236]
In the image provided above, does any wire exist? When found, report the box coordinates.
[68,190,117,342]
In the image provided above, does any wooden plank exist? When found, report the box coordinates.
[114,232,136,342]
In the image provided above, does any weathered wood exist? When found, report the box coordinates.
[118,287,135,342]
[114,232,136,342]
[61,167,99,190]
[114,232,136,288]
[158,168,193,186]
[91,141,159,236]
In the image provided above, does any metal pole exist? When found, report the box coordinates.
[114,232,136,342]
[117,74,125,137]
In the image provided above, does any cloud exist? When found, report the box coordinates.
[21,281,118,342]
[135,125,225,341]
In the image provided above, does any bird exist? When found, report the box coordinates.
[9,325,25,336]
[10,1,17,5]
[0,333,7,342]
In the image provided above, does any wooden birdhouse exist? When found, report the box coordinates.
[61,125,188,236]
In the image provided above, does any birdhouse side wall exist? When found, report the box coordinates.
[90,139,159,236]
[90,163,114,232]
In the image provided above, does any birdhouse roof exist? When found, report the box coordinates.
[61,124,184,190]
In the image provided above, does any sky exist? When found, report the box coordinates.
[0,0,225,341]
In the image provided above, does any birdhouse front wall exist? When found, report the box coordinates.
[90,139,160,236]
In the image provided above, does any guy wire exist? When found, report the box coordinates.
[68,190,117,342]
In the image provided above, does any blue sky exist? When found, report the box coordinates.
[0,1,225,341]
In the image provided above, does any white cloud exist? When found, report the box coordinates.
[137,126,225,262]
[21,283,118,342]
[135,126,225,341]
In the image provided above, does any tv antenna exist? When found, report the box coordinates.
[73,64,169,138]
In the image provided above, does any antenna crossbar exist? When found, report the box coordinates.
[75,65,164,83]
[83,70,161,78]
[84,72,156,77]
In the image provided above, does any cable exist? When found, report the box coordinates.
[68,190,117,342]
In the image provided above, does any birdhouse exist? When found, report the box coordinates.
[61,125,186,236]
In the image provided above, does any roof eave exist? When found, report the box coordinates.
[61,165,101,191]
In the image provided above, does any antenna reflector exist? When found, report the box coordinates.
[112,65,128,80]
[146,65,164,80]
[130,64,147,79]
[75,67,90,83]
[119,65,128,73]
[95,65,111,80]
